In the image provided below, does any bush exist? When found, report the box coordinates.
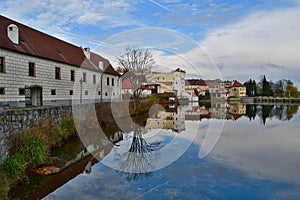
[1,152,27,180]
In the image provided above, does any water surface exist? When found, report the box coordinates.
[41,103,300,199]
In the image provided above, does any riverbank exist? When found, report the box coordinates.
[0,100,155,199]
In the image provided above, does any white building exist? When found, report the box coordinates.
[0,15,121,107]
[146,68,186,97]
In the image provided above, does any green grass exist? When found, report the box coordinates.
[0,118,77,199]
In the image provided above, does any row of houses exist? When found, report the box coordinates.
[185,79,246,100]
[120,67,247,100]
[0,15,121,107]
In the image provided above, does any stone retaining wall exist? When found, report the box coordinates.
[0,105,73,163]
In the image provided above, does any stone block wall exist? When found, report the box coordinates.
[0,105,72,163]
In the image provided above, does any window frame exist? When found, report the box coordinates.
[93,74,96,84]
[19,88,26,95]
[28,62,35,77]
[0,57,5,73]
[0,87,5,95]
[55,67,61,80]
[70,70,75,81]
[83,72,87,82]
[51,89,56,95]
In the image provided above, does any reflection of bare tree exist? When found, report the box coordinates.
[116,126,159,181]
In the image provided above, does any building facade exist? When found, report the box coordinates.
[228,80,246,98]
[0,15,121,107]
[146,68,186,97]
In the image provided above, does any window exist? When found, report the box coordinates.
[51,89,56,95]
[28,62,35,77]
[71,70,75,81]
[55,67,61,80]
[105,92,108,96]
[113,92,115,96]
[0,57,5,73]
[70,90,73,95]
[98,91,101,96]
[83,72,87,82]
[107,77,110,86]
[85,91,88,95]
[0,88,5,95]
[112,78,114,86]
[93,74,96,84]
[19,88,25,95]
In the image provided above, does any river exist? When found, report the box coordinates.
[10,103,300,200]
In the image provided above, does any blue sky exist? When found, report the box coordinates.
[1,0,300,86]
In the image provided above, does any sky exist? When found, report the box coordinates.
[1,0,300,86]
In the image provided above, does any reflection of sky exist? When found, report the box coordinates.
[45,106,300,200]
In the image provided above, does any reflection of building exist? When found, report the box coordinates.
[146,106,185,132]
[229,103,246,114]
[0,15,121,107]
[146,68,186,97]
[185,103,246,121]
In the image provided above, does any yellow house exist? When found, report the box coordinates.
[229,80,246,98]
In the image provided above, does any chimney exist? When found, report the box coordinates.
[99,61,104,71]
[83,47,90,59]
[7,24,19,45]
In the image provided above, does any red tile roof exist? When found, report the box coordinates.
[231,80,245,87]
[172,68,186,73]
[0,15,118,75]
[185,79,207,86]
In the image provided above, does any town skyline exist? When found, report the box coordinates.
[1,0,300,87]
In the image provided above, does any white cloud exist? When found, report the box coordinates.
[0,0,141,45]
[201,6,300,85]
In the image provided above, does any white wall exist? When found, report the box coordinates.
[0,48,121,106]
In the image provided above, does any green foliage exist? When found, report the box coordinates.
[285,84,299,98]
[199,91,211,99]
[261,75,273,96]
[286,105,299,120]
[21,134,49,166]
[244,79,257,96]
[0,118,76,185]
[1,152,27,180]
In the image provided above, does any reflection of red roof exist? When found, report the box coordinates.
[172,68,186,73]
[232,80,245,87]
[231,114,245,120]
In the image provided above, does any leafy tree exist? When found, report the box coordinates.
[285,84,299,98]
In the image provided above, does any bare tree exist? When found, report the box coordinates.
[116,47,155,105]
